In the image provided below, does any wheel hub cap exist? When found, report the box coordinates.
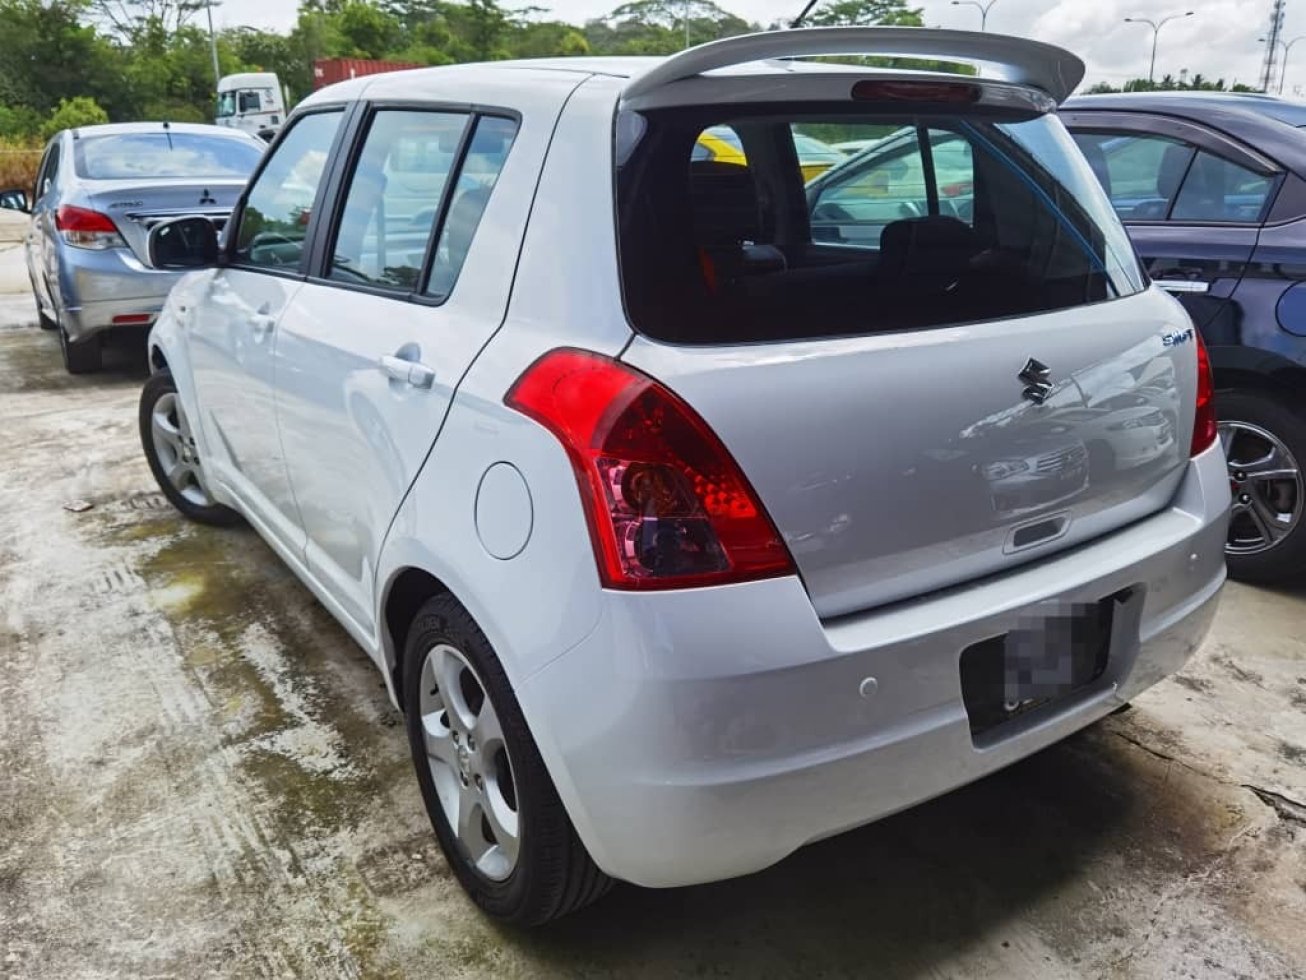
[1219,420,1303,556]
[418,643,520,881]
[150,392,216,509]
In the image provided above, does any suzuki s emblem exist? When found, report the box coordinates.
[1019,358,1053,404]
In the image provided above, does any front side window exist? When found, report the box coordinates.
[424,115,518,300]
[217,91,237,119]
[616,108,1144,344]
[239,91,263,114]
[328,110,470,291]
[234,110,343,270]
[74,133,263,181]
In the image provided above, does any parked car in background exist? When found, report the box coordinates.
[138,29,1227,926]
[0,122,265,373]
[693,124,846,180]
[1063,93,1306,581]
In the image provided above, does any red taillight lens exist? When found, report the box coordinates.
[1191,330,1218,456]
[55,205,118,233]
[55,205,125,249]
[506,348,796,590]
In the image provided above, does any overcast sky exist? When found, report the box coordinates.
[211,0,1301,96]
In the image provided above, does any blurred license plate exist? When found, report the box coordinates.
[960,595,1119,739]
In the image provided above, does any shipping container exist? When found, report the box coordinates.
[312,58,423,90]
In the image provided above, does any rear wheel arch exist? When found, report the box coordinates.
[1208,344,1306,411]
[382,566,453,707]
[149,344,169,373]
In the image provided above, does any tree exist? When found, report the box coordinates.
[804,0,922,27]
[41,96,110,139]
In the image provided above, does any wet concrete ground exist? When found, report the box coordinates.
[1,270,1304,979]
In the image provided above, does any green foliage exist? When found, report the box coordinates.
[41,96,110,139]
[0,0,1256,139]
[805,0,922,27]
[1087,73,1253,94]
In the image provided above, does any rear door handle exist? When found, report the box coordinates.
[379,354,435,389]
[1156,279,1210,295]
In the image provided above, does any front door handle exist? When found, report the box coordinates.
[379,354,435,389]
[1156,279,1210,295]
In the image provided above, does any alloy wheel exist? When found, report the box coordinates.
[150,392,217,508]
[418,643,520,881]
[1221,420,1303,555]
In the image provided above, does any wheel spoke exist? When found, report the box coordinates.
[481,785,519,868]
[1240,443,1284,475]
[1244,467,1298,484]
[166,459,192,491]
[152,414,182,455]
[434,646,475,733]
[1250,492,1289,543]
[470,699,503,750]
[456,785,490,863]
[422,713,458,768]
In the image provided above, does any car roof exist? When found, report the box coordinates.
[301,28,1085,107]
[64,121,263,141]
[1062,92,1306,176]
[1064,91,1306,127]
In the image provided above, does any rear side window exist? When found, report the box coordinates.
[1071,131,1277,224]
[424,116,518,300]
[328,110,470,291]
[616,109,1145,344]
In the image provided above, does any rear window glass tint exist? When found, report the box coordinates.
[74,133,262,180]
[616,109,1145,344]
[1172,151,1275,222]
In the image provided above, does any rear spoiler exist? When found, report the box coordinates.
[622,27,1085,105]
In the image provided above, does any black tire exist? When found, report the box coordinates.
[59,322,102,374]
[139,372,240,526]
[403,594,613,925]
[1219,388,1306,584]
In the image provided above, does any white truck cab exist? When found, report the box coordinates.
[216,72,286,139]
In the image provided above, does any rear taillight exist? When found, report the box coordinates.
[1191,330,1218,456]
[55,205,126,250]
[506,348,796,590]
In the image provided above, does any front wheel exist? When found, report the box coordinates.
[403,594,612,925]
[139,372,240,526]
[1218,389,1306,583]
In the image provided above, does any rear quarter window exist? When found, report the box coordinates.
[616,108,1145,345]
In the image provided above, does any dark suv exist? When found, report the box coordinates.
[1063,92,1306,582]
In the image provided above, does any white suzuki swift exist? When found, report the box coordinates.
[139,28,1230,925]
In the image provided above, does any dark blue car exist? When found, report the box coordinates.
[1063,92,1306,583]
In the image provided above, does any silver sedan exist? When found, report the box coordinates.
[0,122,265,373]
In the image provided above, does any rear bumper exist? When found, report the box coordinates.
[57,245,183,343]
[518,442,1230,888]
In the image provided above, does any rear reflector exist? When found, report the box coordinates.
[1191,330,1218,456]
[112,314,153,325]
[505,348,796,590]
[851,80,981,103]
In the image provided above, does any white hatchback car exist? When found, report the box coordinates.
[140,28,1230,925]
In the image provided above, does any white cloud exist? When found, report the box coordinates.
[210,0,1306,96]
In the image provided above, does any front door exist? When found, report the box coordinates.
[1066,113,1281,343]
[274,106,534,635]
[188,108,347,551]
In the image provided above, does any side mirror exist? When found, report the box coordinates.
[148,216,219,270]
[0,188,30,214]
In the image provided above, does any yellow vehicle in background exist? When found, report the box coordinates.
[693,125,846,182]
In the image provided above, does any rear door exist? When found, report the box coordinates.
[273,79,576,637]
[1063,110,1281,342]
[617,100,1195,619]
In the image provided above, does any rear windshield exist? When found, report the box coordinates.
[74,133,263,180]
[617,108,1145,344]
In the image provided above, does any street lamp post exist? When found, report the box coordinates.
[951,0,998,31]
[1123,11,1194,84]
[1281,35,1306,93]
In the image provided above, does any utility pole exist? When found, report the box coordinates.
[205,0,221,91]
[1281,35,1306,92]
[1261,0,1287,92]
[1123,11,1194,84]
